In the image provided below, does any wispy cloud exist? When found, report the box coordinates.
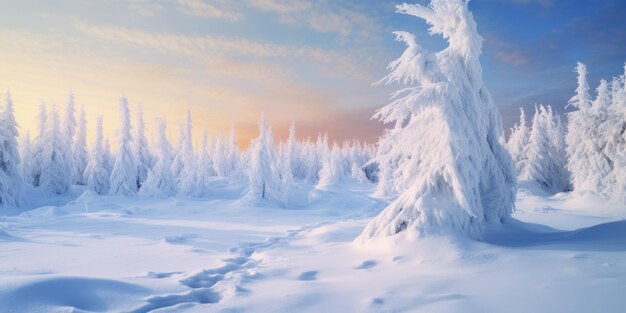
[128,0,164,17]
[75,23,374,82]
[176,0,242,21]
[248,0,380,40]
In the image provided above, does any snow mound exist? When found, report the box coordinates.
[0,276,150,312]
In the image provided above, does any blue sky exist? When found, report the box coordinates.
[1,0,624,145]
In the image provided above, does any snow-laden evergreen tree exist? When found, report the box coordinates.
[358,0,516,240]
[566,62,612,194]
[19,131,35,186]
[196,129,211,191]
[603,64,626,202]
[522,105,569,191]
[139,119,176,198]
[31,103,47,187]
[103,138,113,173]
[109,96,137,196]
[548,109,570,191]
[0,91,23,205]
[351,162,369,183]
[317,142,345,188]
[71,107,88,185]
[171,124,185,178]
[63,91,76,175]
[175,111,199,197]
[284,122,299,180]
[133,105,152,189]
[227,126,242,177]
[85,116,110,194]
[40,104,72,194]
[506,108,530,176]
[213,130,228,177]
[245,114,281,204]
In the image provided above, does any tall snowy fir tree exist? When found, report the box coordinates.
[109,96,137,196]
[566,63,612,195]
[175,111,199,197]
[506,108,530,176]
[19,131,35,186]
[601,64,626,202]
[31,103,47,187]
[85,116,110,194]
[40,104,72,195]
[63,91,76,175]
[359,0,516,241]
[140,119,176,198]
[245,114,280,204]
[0,91,23,206]
[133,105,151,189]
[522,105,569,192]
[71,107,88,185]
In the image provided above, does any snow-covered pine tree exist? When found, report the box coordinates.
[40,104,72,194]
[19,131,35,186]
[32,103,47,187]
[72,107,88,185]
[176,111,199,197]
[358,0,516,240]
[285,122,299,180]
[213,130,229,177]
[566,62,612,194]
[196,129,211,191]
[523,105,568,191]
[133,105,152,189]
[109,96,137,196]
[317,142,344,188]
[245,114,280,204]
[603,64,626,202]
[139,119,176,198]
[63,91,76,176]
[227,125,241,177]
[103,138,113,172]
[0,91,23,205]
[506,108,530,176]
[85,116,110,194]
[547,108,570,191]
[351,162,369,183]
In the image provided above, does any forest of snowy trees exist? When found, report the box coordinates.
[1,91,375,207]
[506,62,626,203]
[0,61,624,217]
[0,0,624,243]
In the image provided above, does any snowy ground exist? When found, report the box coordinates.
[1,180,625,313]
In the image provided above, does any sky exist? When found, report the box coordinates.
[1,0,625,147]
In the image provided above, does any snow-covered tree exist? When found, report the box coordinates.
[283,122,298,182]
[109,96,137,196]
[40,104,72,194]
[506,108,530,176]
[63,91,76,175]
[103,138,113,173]
[358,0,516,241]
[139,119,176,198]
[602,64,626,202]
[72,107,88,185]
[522,105,569,191]
[0,91,23,205]
[85,116,110,194]
[31,103,47,187]
[133,105,152,189]
[245,114,281,204]
[317,142,345,188]
[20,132,35,186]
[566,62,612,194]
[175,111,199,197]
